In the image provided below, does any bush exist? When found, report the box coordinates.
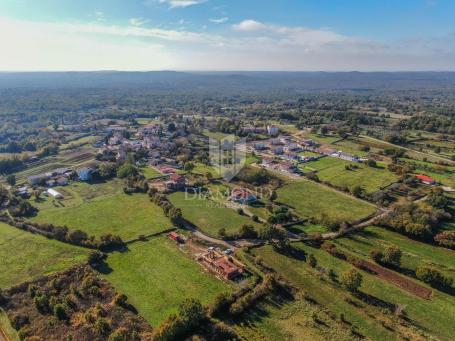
[340,268,363,293]
[416,265,453,289]
[53,304,67,320]
[370,249,384,263]
[94,317,111,336]
[307,254,317,268]
[11,314,29,330]
[88,251,105,266]
[434,230,455,249]
[382,245,402,267]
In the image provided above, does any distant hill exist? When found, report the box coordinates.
[0,71,455,93]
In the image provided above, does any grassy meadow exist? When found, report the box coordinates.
[30,192,172,240]
[99,236,231,326]
[168,191,261,237]
[0,222,88,289]
[253,242,455,341]
[302,157,398,193]
[276,179,376,222]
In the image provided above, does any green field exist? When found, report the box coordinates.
[60,135,100,151]
[335,226,455,280]
[30,192,172,240]
[400,157,455,187]
[332,138,369,157]
[168,191,261,237]
[253,242,455,341]
[141,166,164,179]
[235,293,354,341]
[302,157,398,193]
[192,162,221,178]
[276,179,376,222]
[100,236,231,326]
[0,222,88,289]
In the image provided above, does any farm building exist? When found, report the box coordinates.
[415,174,437,185]
[199,249,244,280]
[47,188,64,199]
[230,188,257,204]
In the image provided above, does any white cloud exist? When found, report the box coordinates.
[0,17,454,71]
[157,0,207,9]
[129,18,150,26]
[209,17,228,24]
[232,20,266,32]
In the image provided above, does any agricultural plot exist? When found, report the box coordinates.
[141,166,164,179]
[335,226,455,278]
[14,149,96,184]
[192,162,220,178]
[0,222,88,289]
[168,191,261,237]
[302,157,399,193]
[100,236,231,326]
[234,294,354,341]
[276,179,376,222]
[253,243,455,341]
[59,135,101,151]
[30,191,172,240]
[400,157,455,187]
[331,138,369,157]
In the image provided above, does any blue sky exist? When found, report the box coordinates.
[0,0,454,71]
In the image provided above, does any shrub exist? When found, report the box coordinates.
[340,269,363,293]
[11,314,29,330]
[370,249,384,263]
[382,245,402,267]
[307,254,317,268]
[416,265,453,289]
[94,317,111,336]
[88,251,105,266]
[53,304,67,320]
[434,230,455,249]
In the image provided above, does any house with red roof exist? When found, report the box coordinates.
[415,174,437,185]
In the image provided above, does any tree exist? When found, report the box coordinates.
[6,174,16,186]
[269,190,277,201]
[87,251,104,266]
[99,162,117,178]
[184,162,194,173]
[426,188,448,209]
[117,162,137,178]
[370,249,384,263]
[416,265,453,289]
[434,230,455,249]
[67,229,89,244]
[351,185,365,198]
[366,159,377,168]
[340,268,363,292]
[218,228,226,239]
[53,304,67,320]
[238,224,258,239]
[382,245,402,267]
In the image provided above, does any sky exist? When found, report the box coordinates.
[0,0,455,71]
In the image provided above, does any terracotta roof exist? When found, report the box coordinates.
[416,174,435,182]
